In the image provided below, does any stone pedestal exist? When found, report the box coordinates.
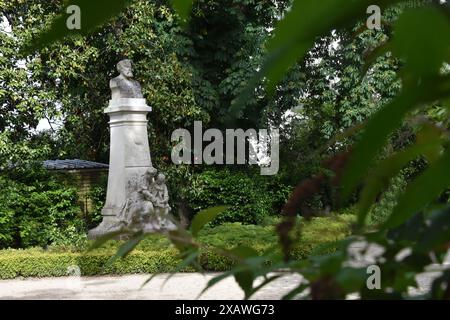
[88,98,152,238]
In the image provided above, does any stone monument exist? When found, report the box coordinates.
[88,59,176,238]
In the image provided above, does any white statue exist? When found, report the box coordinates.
[88,59,175,238]
[110,59,144,99]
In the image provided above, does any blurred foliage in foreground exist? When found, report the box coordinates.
[20,0,450,299]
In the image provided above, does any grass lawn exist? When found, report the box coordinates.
[0,214,355,279]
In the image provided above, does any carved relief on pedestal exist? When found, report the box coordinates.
[118,167,175,232]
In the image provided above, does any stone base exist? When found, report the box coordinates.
[88,216,178,240]
[87,216,124,240]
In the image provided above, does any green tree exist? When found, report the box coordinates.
[1,0,299,164]
[8,0,450,299]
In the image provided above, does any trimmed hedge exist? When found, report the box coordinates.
[0,214,354,279]
[0,249,182,279]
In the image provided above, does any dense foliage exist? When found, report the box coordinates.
[1,0,450,300]
[0,169,85,249]
[179,168,292,225]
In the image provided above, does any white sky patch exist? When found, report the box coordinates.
[16,60,26,69]
[35,101,64,133]
[0,16,12,33]
[36,119,52,131]
[35,115,64,133]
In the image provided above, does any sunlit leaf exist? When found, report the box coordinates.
[190,206,229,237]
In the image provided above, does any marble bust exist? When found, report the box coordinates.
[110,59,144,99]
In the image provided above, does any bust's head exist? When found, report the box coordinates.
[117,59,133,78]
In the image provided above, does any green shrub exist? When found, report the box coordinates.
[0,170,85,249]
[86,185,106,229]
[185,168,292,225]
[0,214,354,279]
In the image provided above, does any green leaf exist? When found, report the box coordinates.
[198,267,246,298]
[416,206,450,252]
[168,227,196,251]
[106,231,146,267]
[88,229,126,251]
[228,245,259,260]
[282,283,309,300]
[335,267,367,292]
[357,137,442,226]
[416,123,445,163]
[171,0,193,24]
[385,148,450,228]
[190,206,229,237]
[231,0,404,118]
[430,270,450,299]
[24,0,133,52]
[392,7,450,77]
[141,249,200,289]
[247,275,283,299]
[362,41,392,76]
[341,77,450,200]
[234,270,254,299]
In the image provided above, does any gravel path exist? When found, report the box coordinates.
[0,270,444,300]
[0,273,303,300]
